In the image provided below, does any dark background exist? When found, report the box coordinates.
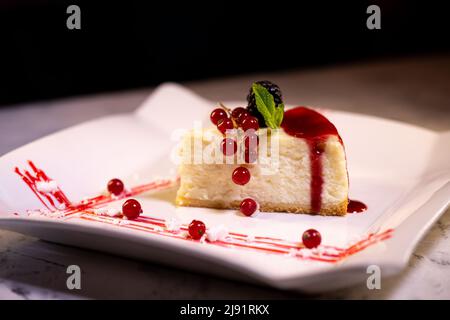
[0,0,449,106]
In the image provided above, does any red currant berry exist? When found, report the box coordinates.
[217,118,234,135]
[232,166,251,185]
[241,116,259,132]
[236,111,251,125]
[240,198,259,216]
[302,229,322,249]
[231,107,246,119]
[107,178,124,196]
[244,148,258,163]
[231,108,251,125]
[122,199,142,220]
[221,138,237,156]
[244,133,259,149]
[188,220,206,240]
[210,108,228,125]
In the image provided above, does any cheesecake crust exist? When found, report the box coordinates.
[176,196,348,216]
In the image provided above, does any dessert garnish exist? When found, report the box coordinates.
[232,166,251,186]
[93,207,122,217]
[210,108,228,125]
[107,178,124,196]
[220,138,237,156]
[122,199,142,220]
[239,198,259,217]
[165,217,182,232]
[216,118,234,135]
[231,107,250,125]
[206,225,229,242]
[188,219,206,240]
[302,229,322,249]
[240,115,259,132]
[246,81,284,128]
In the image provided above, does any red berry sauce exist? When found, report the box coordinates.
[282,107,351,213]
[347,199,367,213]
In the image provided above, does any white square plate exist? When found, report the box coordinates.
[0,83,449,292]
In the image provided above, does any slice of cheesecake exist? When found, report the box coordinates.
[176,106,349,216]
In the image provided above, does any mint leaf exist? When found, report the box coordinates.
[252,83,284,129]
[273,103,284,127]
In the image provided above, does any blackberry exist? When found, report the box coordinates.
[246,80,283,127]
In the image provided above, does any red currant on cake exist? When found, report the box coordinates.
[122,199,142,220]
[210,108,228,125]
[107,178,124,196]
[232,166,251,185]
[217,118,234,135]
[221,138,237,156]
[236,111,250,125]
[244,148,258,163]
[244,132,259,149]
[231,107,246,119]
[241,116,259,132]
[188,220,206,240]
[232,107,250,125]
[240,198,259,216]
[302,229,322,249]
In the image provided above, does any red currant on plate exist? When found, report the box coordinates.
[241,116,259,132]
[107,178,124,196]
[122,199,142,220]
[188,220,206,240]
[217,118,234,135]
[221,138,237,156]
[302,229,322,249]
[232,166,251,185]
[240,198,259,216]
[210,108,228,125]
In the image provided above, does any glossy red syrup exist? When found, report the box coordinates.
[14,160,71,210]
[347,199,368,213]
[282,107,342,213]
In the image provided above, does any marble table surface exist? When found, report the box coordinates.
[1,55,449,299]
